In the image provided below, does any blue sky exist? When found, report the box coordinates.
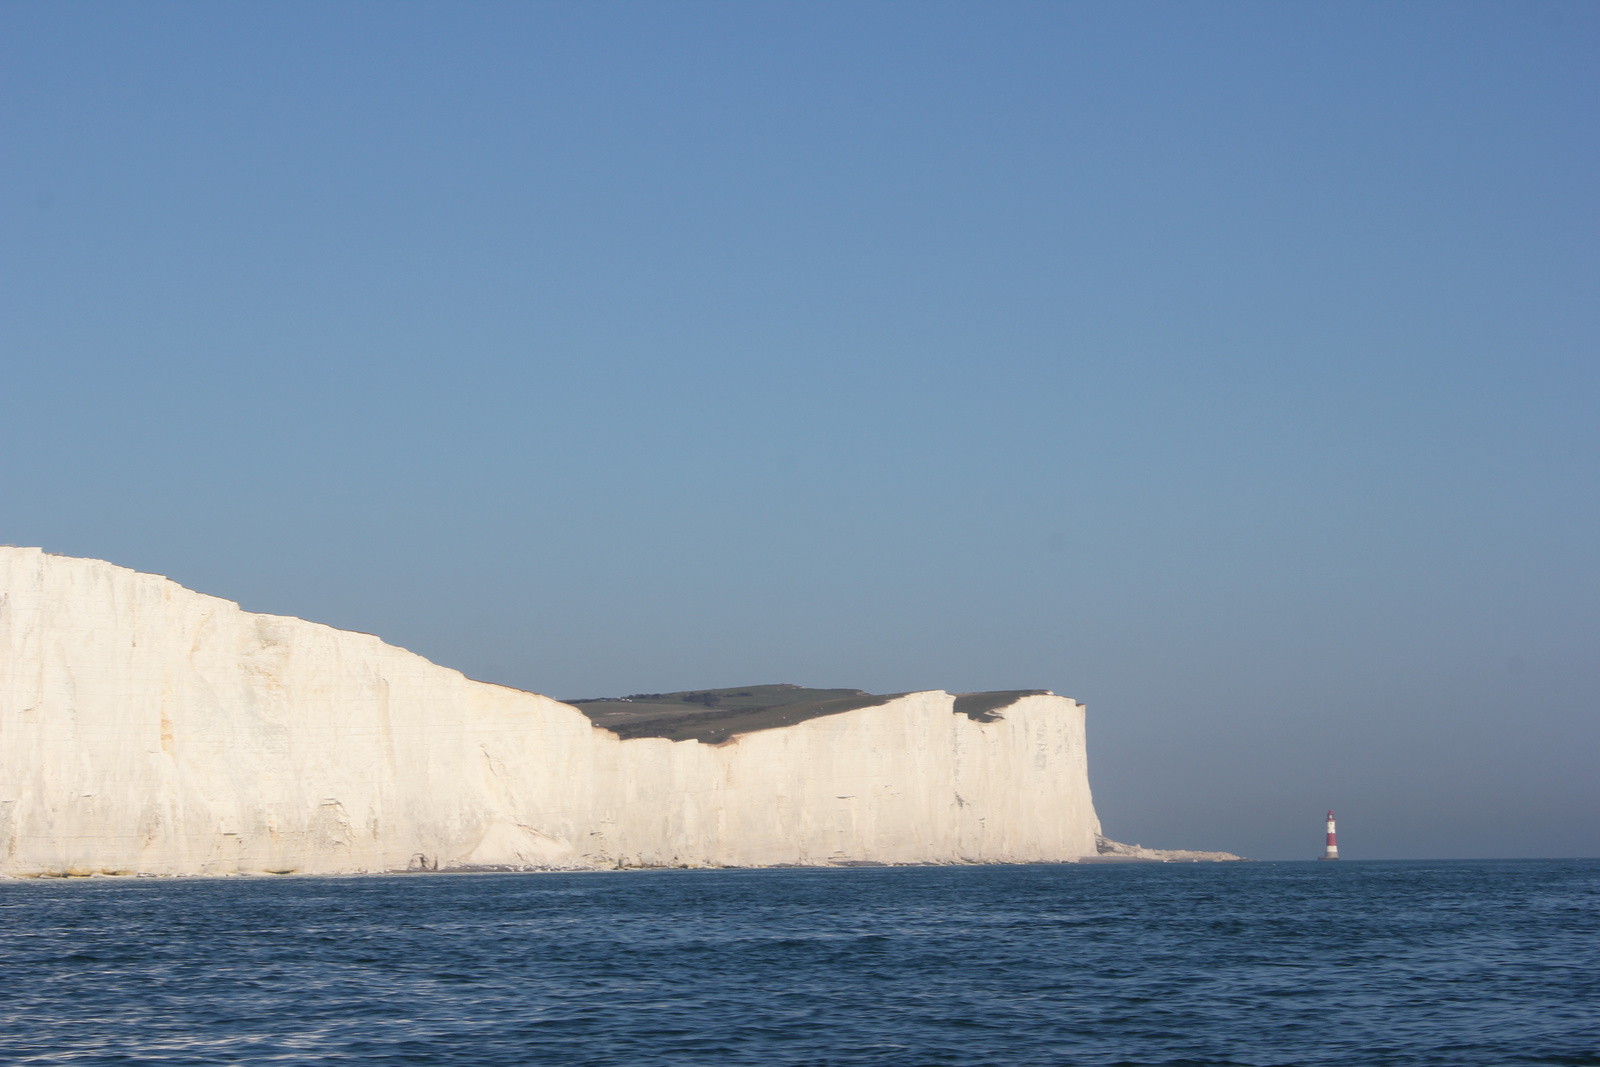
[3,1,1596,859]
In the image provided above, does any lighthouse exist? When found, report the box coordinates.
[1319,810,1339,861]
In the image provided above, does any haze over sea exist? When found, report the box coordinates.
[4,861,1596,1066]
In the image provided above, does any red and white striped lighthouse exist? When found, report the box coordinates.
[1319,810,1339,861]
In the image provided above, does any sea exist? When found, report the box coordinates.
[2,860,1596,1066]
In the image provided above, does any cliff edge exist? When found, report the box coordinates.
[0,548,1103,876]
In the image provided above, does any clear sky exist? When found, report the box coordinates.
[3,1,1596,860]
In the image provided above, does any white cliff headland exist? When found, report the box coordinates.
[0,548,1122,877]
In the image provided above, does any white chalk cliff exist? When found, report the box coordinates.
[0,548,1102,877]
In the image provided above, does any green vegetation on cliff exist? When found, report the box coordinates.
[566,684,1050,744]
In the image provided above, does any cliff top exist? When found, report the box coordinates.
[566,685,1054,744]
[0,547,1070,749]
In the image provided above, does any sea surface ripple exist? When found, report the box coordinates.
[2,860,1596,1065]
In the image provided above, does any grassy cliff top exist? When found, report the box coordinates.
[564,685,1051,744]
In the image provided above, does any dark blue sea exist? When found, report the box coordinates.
[2,860,1597,1066]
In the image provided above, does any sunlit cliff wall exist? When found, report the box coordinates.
[0,548,1100,876]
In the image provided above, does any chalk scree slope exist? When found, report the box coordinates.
[0,547,1101,876]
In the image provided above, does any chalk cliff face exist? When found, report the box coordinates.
[0,548,1101,876]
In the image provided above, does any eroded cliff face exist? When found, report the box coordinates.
[0,548,1101,876]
